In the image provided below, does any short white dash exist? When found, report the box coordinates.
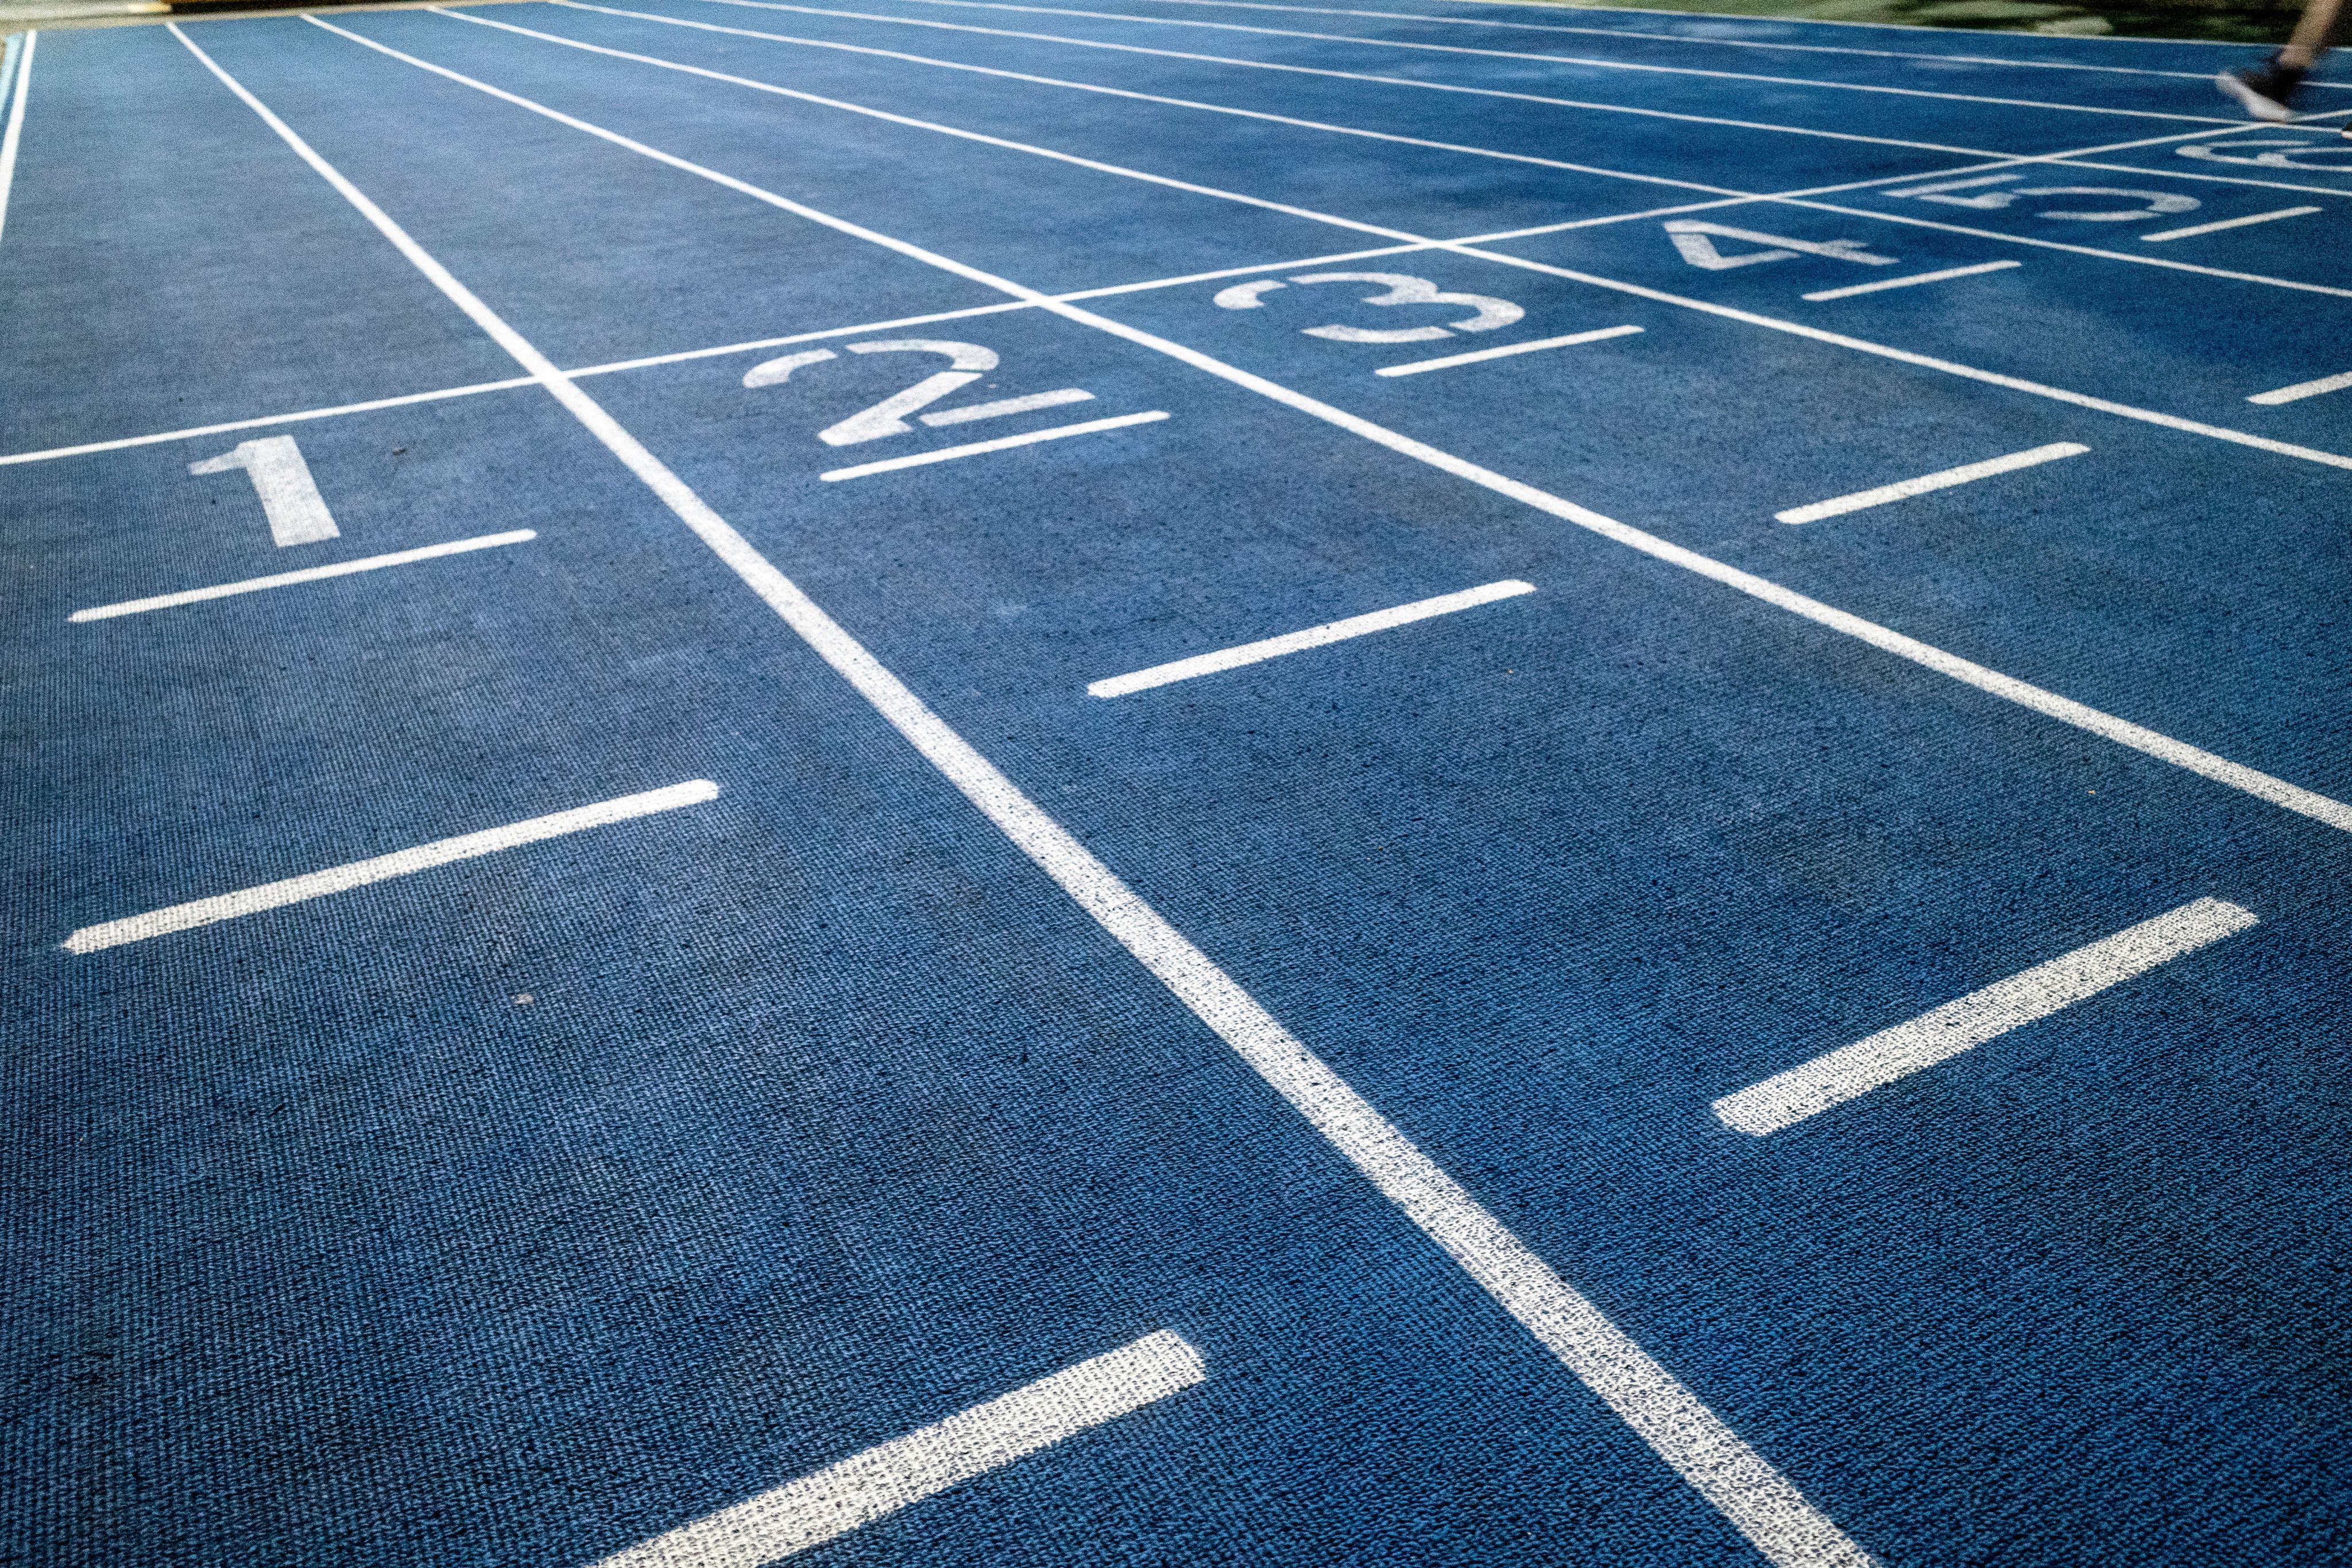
[819,411,1166,481]
[591,1330,1204,1568]
[1775,443,2086,525]
[69,529,536,621]
[2141,206,2320,243]
[1802,260,2021,303]
[919,386,1093,426]
[63,780,717,953]
[1090,579,1535,698]
[1375,325,1642,377]
[2248,368,2352,406]
[1712,896,2258,1136]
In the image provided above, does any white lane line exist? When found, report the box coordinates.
[198,33,1874,1567]
[678,0,2245,125]
[1712,897,2259,1136]
[1774,443,2087,525]
[1800,259,2019,302]
[0,30,34,246]
[351,12,2352,832]
[2249,369,2352,406]
[68,529,536,621]
[819,410,1165,479]
[64,779,717,953]
[592,1331,1204,1568]
[2139,204,2320,242]
[1090,579,1534,697]
[920,385,1093,424]
[1375,325,1641,377]
[0,378,541,468]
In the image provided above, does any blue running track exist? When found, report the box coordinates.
[5,3,2350,1563]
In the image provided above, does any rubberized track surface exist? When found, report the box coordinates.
[6,4,2351,1563]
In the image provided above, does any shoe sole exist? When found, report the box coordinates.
[2216,71,2296,121]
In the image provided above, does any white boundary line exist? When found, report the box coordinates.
[0,30,33,247]
[675,0,2246,126]
[1774,443,2087,524]
[593,1331,1205,1568]
[1712,897,2259,1135]
[416,9,2352,471]
[1376,324,1639,375]
[69,528,538,620]
[65,777,718,952]
[2140,205,2321,242]
[179,27,1877,1566]
[2249,368,2352,406]
[1800,259,2018,302]
[1089,578,1534,695]
[819,408,1165,478]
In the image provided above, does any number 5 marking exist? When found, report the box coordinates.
[1887,172,2198,222]
[1212,272,1523,342]
[744,340,1093,446]
[188,435,340,547]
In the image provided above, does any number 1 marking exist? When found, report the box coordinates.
[188,435,340,547]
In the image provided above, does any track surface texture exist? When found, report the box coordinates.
[5,5,2351,1565]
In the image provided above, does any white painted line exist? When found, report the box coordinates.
[920,386,1093,425]
[0,30,34,247]
[818,411,1165,480]
[1090,579,1534,697]
[2249,369,2352,406]
[1801,260,2020,302]
[210,33,1874,1566]
[2139,205,2320,242]
[1774,443,2087,525]
[1713,897,2258,1135]
[1375,326,1641,377]
[63,779,716,953]
[0,379,541,468]
[69,529,537,621]
[592,1331,1204,1568]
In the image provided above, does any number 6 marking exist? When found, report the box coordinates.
[744,340,1093,446]
[1213,272,1523,342]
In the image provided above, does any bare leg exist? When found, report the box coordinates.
[2281,0,2345,68]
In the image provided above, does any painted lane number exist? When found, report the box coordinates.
[1886,173,2199,222]
[1213,272,1523,342]
[188,435,340,547]
[743,339,1094,446]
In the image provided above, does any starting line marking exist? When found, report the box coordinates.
[818,409,1166,480]
[2140,205,2320,243]
[1800,259,2020,303]
[1775,443,2088,525]
[591,1331,1205,1568]
[68,529,537,621]
[1712,897,2259,1136]
[1375,325,1642,377]
[1089,579,1535,698]
[63,780,718,953]
[2248,368,2352,406]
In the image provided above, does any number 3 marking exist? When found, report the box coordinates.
[743,340,1093,447]
[1213,271,1524,342]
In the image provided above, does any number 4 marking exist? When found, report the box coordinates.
[1664,220,1899,271]
[188,435,340,547]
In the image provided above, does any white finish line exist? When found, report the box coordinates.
[64,780,717,953]
[1090,579,1535,697]
[1800,260,2020,303]
[69,529,537,621]
[818,410,1166,480]
[1775,443,2088,525]
[593,1331,1204,1568]
[1712,897,2259,1136]
[1375,325,1641,377]
[2140,206,2319,243]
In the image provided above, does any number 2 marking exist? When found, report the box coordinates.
[188,435,340,547]
[743,340,1094,446]
[1212,272,1524,342]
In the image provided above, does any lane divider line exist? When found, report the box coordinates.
[2249,367,2352,406]
[196,28,1875,1566]
[1089,579,1534,696]
[68,528,537,621]
[63,779,718,953]
[1375,325,1640,377]
[819,409,1164,479]
[590,1331,1205,1568]
[1800,258,2019,302]
[2140,205,2320,243]
[1712,897,2260,1136]
[1774,443,2087,525]
[0,29,34,247]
